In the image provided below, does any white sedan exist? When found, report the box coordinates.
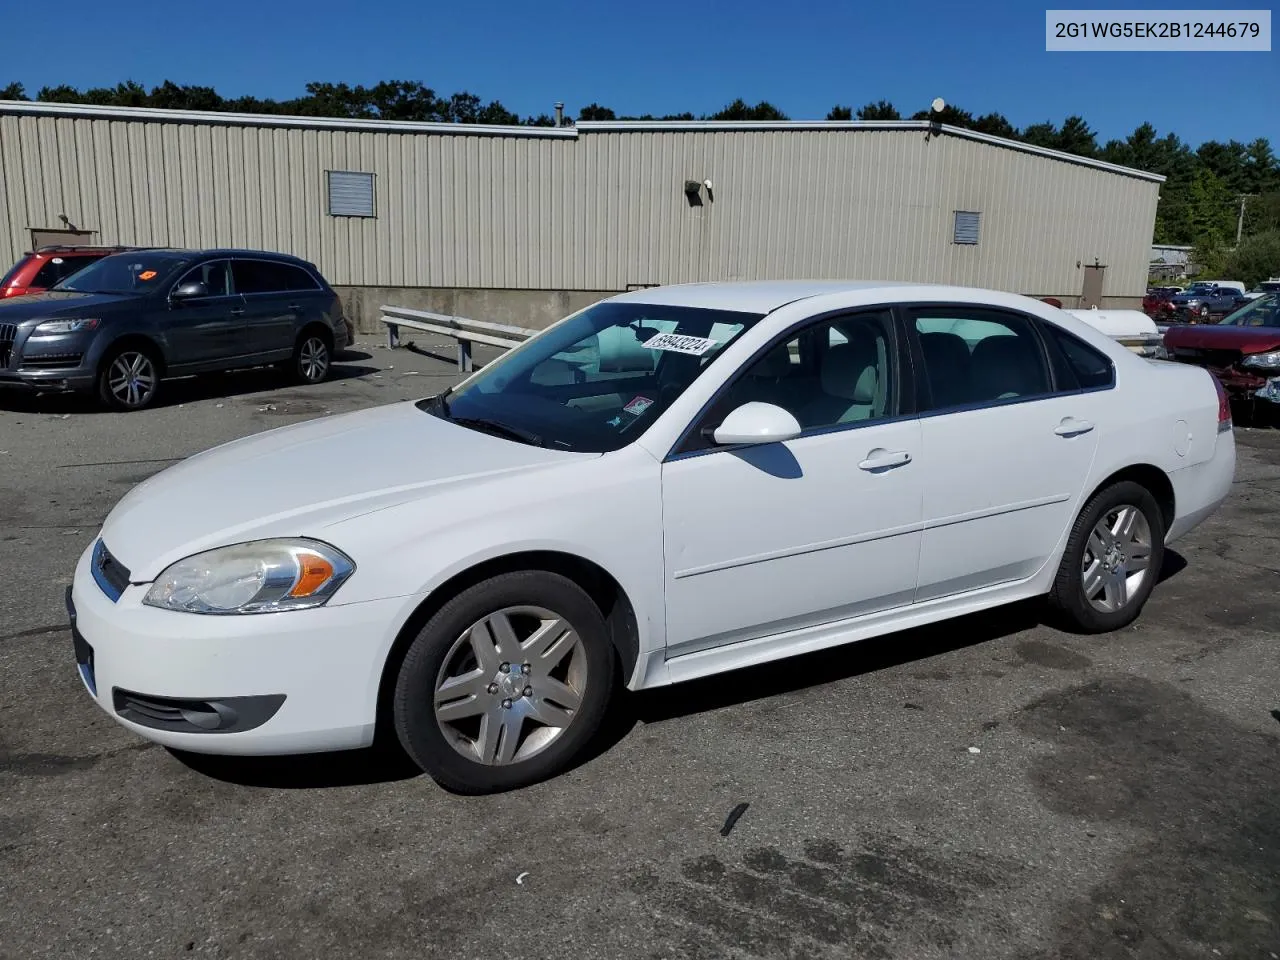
[68,281,1235,793]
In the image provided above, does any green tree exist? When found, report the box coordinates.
[1021,121,1058,148]
[708,99,788,121]
[1222,229,1280,286]
[826,104,852,121]
[1,82,29,100]
[578,102,616,121]
[1055,115,1096,156]
[856,100,900,120]
[972,112,1016,137]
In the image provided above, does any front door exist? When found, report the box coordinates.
[661,309,924,656]
[1081,265,1106,309]
[907,305,1103,601]
[163,260,246,368]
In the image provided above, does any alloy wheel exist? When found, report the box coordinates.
[107,352,157,408]
[433,605,588,766]
[1081,504,1153,613]
[299,337,329,382]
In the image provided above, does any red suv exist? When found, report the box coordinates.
[0,245,133,298]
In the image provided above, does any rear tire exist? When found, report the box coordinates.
[290,330,331,384]
[97,346,160,411]
[393,571,616,794]
[1047,480,1165,633]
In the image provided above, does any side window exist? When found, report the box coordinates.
[912,308,1049,410]
[278,264,321,291]
[232,260,297,295]
[1046,326,1114,389]
[701,309,895,440]
[176,260,232,297]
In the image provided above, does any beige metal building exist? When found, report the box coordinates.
[0,100,1162,330]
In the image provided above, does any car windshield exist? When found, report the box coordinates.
[1185,283,1214,294]
[421,300,764,453]
[54,253,188,294]
[1218,293,1280,327]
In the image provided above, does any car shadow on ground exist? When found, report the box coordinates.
[0,355,378,415]
[169,552,1189,792]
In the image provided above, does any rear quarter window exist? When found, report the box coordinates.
[1046,326,1114,390]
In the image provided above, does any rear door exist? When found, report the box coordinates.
[232,259,319,359]
[162,260,246,367]
[907,305,1107,601]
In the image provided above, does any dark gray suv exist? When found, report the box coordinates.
[0,248,351,410]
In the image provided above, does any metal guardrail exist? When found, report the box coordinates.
[380,305,537,372]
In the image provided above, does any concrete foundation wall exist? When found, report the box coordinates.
[338,285,1140,336]
[337,286,620,335]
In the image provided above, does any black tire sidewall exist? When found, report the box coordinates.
[393,571,616,794]
[1052,480,1166,633]
[97,348,159,411]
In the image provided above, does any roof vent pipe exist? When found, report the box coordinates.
[554,102,564,127]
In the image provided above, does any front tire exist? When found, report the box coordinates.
[1048,480,1165,633]
[393,571,616,794]
[97,346,160,411]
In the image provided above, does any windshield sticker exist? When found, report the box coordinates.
[641,332,718,356]
[51,257,64,264]
[137,270,158,281]
[623,396,654,416]
[606,415,624,428]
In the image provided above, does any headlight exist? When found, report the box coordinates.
[1242,350,1280,369]
[143,539,355,614]
[33,318,101,334]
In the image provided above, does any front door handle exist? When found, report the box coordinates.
[287,304,302,312]
[229,307,246,317]
[1054,417,1095,437]
[858,448,912,471]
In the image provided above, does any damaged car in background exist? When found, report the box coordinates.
[1164,292,1280,416]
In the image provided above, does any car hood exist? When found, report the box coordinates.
[1163,323,1280,352]
[100,401,590,581]
[0,290,139,321]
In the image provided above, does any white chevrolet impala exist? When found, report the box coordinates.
[69,282,1235,792]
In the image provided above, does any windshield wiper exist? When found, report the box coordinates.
[448,415,544,447]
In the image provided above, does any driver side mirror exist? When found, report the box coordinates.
[710,402,803,446]
[170,281,209,303]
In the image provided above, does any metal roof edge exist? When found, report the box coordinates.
[0,99,579,138]
[0,102,1164,181]
[576,119,1166,182]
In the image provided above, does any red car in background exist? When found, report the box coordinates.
[1142,286,1180,321]
[0,245,132,298]
[1164,293,1280,414]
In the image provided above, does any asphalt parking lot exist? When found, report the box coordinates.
[2,340,1278,960]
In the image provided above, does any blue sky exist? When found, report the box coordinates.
[4,0,1275,147]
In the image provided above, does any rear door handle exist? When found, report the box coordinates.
[287,304,302,312]
[229,307,245,316]
[858,449,912,471]
[1054,418,1094,437]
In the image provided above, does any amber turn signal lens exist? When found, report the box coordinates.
[289,552,335,597]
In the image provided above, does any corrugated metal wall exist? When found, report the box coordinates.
[0,110,1160,299]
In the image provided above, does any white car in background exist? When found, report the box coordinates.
[1066,307,1169,356]
[68,281,1235,793]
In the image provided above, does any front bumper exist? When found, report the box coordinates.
[0,326,98,390]
[68,542,417,755]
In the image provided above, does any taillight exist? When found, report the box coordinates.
[1211,373,1232,432]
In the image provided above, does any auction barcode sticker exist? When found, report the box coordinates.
[642,332,719,356]
[1046,10,1271,50]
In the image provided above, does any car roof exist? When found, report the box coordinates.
[609,280,922,313]
[96,247,314,266]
